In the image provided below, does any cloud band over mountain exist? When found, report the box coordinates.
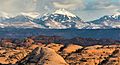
[0,0,120,21]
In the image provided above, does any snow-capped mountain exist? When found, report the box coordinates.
[89,13,120,29]
[1,14,34,23]
[0,11,11,18]
[20,12,40,18]
[0,9,120,29]
[0,14,44,28]
[33,9,88,29]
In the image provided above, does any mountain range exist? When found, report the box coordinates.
[0,9,120,29]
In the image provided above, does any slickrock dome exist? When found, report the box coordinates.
[20,47,68,65]
[63,44,83,54]
[46,43,64,52]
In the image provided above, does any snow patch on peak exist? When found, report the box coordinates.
[0,11,11,18]
[20,12,40,18]
[114,11,120,16]
[112,11,120,18]
[53,9,76,17]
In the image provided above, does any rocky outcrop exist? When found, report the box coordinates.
[46,43,64,52]
[0,43,120,65]
[62,44,83,54]
[19,47,68,65]
[59,44,83,58]
[0,48,31,64]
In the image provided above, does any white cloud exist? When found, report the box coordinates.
[85,0,120,10]
[53,0,85,10]
[53,2,75,9]
[0,0,36,13]
[0,0,120,21]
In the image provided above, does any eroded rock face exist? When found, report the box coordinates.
[0,43,120,65]
[0,48,31,64]
[62,44,83,54]
[58,44,83,59]
[39,47,68,65]
[20,47,68,65]
[46,43,64,52]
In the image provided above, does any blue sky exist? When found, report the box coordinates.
[0,0,120,21]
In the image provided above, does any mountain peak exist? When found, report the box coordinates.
[112,12,120,18]
[20,12,40,18]
[0,11,11,18]
[53,9,76,17]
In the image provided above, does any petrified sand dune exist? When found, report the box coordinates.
[39,47,68,65]
[0,48,32,64]
[46,43,64,52]
[63,44,83,54]
[0,43,120,65]
[20,47,68,65]
[85,45,103,49]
